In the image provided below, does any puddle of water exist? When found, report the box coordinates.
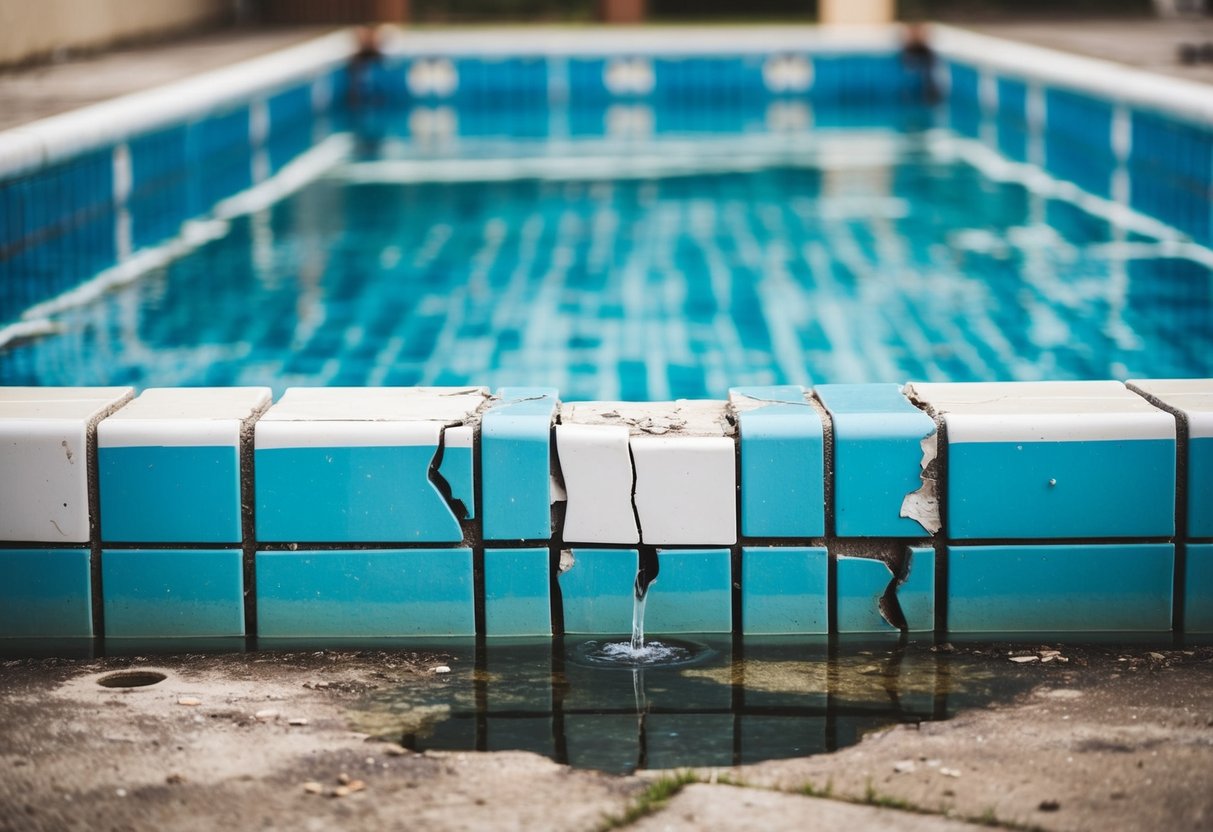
[346,636,1030,774]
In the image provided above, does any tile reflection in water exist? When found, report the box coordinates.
[346,637,1021,774]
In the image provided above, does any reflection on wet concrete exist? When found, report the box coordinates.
[346,636,1023,775]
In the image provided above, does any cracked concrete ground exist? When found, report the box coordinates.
[1,644,1211,831]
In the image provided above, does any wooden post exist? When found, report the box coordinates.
[818,0,894,25]
[601,0,646,24]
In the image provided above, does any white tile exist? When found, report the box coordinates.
[444,424,474,448]
[255,420,442,450]
[1129,379,1213,439]
[99,387,271,448]
[631,436,737,545]
[556,423,639,544]
[907,381,1174,443]
[0,386,133,543]
[562,400,735,438]
[260,387,489,423]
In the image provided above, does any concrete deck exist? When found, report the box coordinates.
[0,27,333,132]
[1,17,1210,136]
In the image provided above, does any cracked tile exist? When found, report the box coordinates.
[836,555,898,634]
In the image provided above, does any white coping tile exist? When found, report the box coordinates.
[0,386,134,420]
[0,386,133,543]
[256,420,442,450]
[444,424,474,449]
[562,400,735,437]
[556,423,639,545]
[98,387,271,448]
[631,435,737,545]
[260,387,489,423]
[1129,379,1213,440]
[907,381,1175,443]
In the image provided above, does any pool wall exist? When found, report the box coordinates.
[1,379,1210,641]
[2,28,1213,644]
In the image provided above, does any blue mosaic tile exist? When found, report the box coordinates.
[0,549,93,638]
[482,388,558,541]
[255,548,474,638]
[836,556,897,634]
[1185,544,1213,633]
[256,444,461,543]
[731,386,825,538]
[741,546,827,635]
[897,547,936,633]
[559,548,637,635]
[484,548,551,637]
[814,384,936,538]
[101,549,244,638]
[99,446,241,543]
[948,544,1173,634]
[645,549,732,634]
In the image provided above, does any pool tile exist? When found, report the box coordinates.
[0,387,134,543]
[836,555,897,634]
[484,548,551,637]
[255,548,475,637]
[559,548,637,635]
[814,384,937,538]
[897,547,936,633]
[741,546,828,635]
[0,549,93,638]
[562,401,737,545]
[101,549,244,638]
[1185,544,1213,633]
[1128,379,1213,539]
[482,387,559,542]
[910,382,1176,540]
[255,387,486,543]
[645,549,732,634]
[556,423,639,544]
[437,424,476,520]
[98,387,269,543]
[947,543,1173,634]
[730,386,825,538]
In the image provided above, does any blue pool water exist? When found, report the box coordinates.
[2,104,1211,398]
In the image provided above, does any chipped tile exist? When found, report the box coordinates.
[558,548,637,635]
[836,555,897,634]
[815,384,936,538]
[910,381,1175,540]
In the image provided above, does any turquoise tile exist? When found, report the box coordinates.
[256,548,474,637]
[897,547,936,633]
[948,439,1175,539]
[0,549,92,638]
[948,544,1174,633]
[646,549,732,634]
[484,548,551,637]
[814,384,936,538]
[1185,544,1213,633]
[482,388,558,541]
[731,386,825,538]
[741,546,827,635]
[836,556,897,634]
[438,443,475,520]
[99,446,241,543]
[255,445,462,542]
[559,548,637,634]
[1190,438,1213,538]
[101,549,244,638]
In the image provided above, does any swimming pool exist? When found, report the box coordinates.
[1,28,1211,648]
[1,28,1211,396]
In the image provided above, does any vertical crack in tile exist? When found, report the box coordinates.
[427,423,469,522]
